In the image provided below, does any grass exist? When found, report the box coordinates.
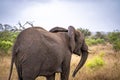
[0,43,120,80]
[0,54,18,80]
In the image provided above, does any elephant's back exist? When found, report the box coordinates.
[13,27,61,55]
[17,27,47,39]
[13,27,48,53]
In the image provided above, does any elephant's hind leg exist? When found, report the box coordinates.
[22,67,37,80]
[46,73,55,80]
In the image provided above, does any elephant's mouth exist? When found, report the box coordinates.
[73,48,81,56]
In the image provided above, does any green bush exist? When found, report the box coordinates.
[108,31,120,51]
[86,52,105,70]
[0,31,18,42]
[113,40,120,51]
[0,41,13,53]
[86,38,105,46]
[0,31,19,53]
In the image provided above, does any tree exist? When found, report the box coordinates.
[77,28,91,37]
[94,31,107,40]
[0,23,4,31]
[4,24,13,31]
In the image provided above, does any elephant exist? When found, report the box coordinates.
[8,26,88,80]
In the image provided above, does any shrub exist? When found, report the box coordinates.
[0,40,13,53]
[0,31,19,53]
[113,40,120,51]
[108,31,120,51]
[86,52,105,70]
[86,38,105,46]
[0,31,18,42]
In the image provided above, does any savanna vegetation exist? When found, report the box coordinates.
[0,24,120,80]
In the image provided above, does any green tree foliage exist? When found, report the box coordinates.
[108,30,120,51]
[77,28,91,37]
[95,32,103,39]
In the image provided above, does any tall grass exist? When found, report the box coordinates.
[0,44,120,80]
[0,55,18,80]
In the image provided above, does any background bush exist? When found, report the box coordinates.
[0,31,19,53]
[0,27,120,53]
[86,38,105,46]
[86,52,105,70]
[0,41,13,53]
[108,31,120,51]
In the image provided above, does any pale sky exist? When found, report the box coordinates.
[0,0,120,32]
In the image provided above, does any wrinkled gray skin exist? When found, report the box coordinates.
[8,26,88,80]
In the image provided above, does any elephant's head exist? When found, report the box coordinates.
[49,26,88,77]
[68,26,88,77]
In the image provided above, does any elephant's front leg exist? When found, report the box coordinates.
[61,58,71,80]
[46,73,55,80]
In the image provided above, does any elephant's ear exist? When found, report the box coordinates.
[68,26,76,52]
[49,27,68,32]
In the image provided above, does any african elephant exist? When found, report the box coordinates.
[8,26,88,80]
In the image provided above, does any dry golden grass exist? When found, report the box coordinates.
[0,54,18,80]
[0,43,120,80]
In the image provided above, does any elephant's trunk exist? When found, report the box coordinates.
[72,51,88,77]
